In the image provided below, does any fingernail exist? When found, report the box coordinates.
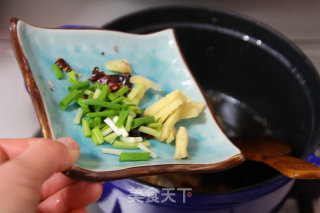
[57,137,79,150]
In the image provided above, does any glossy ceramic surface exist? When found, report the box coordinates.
[9,18,243,181]
[97,177,294,213]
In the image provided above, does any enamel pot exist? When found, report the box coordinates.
[96,6,320,213]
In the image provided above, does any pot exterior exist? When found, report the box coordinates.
[97,177,294,213]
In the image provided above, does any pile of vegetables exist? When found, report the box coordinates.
[52,58,204,161]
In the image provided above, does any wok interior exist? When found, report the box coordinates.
[137,27,315,192]
[105,7,320,192]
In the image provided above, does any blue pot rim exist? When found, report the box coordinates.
[104,174,293,207]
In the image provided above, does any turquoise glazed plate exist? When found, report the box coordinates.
[9,18,243,181]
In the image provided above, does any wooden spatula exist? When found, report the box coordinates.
[234,138,320,179]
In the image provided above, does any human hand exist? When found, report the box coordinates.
[0,137,103,213]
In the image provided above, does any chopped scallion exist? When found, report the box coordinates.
[111,96,123,103]
[138,126,161,138]
[68,81,90,92]
[104,132,117,144]
[73,108,83,124]
[91,117,101,128]
[91,130,99,145]
[77,98,90,113]
[67,70,78,84]
[125,114,134,132]
[52,63,64,80]
[101,147,122,155]
[114,86,129,97]
[119,152,150,161]
[92,126,104,144]
[112,141,150,149]
[115,109,129,127]
[86,110,118,118]
[131,116,155,129]
[60,90,82,111]
[93,88,101,99]
[102,127,113,136]
[138,142,157,159]
[113,116,129,137]
[82,118,91,137]
[120,136,143,143]
[81,99,123,110]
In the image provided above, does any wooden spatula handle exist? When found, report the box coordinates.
[254,155,320,179]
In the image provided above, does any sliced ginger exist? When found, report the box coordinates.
[105,59,132,74]
[144,89,205,143]
[174,126,189,160]
[127,76,161,104]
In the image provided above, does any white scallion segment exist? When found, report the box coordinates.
[101,147,123,155]
[93,88,101,99]
[112,116,129,137]
[120,136,143,143]
[104,117,122,136]
[138,143,157,159]
[73,108,83,124]
[102,128,113,136]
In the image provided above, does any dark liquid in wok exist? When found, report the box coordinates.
[139,91,280,193]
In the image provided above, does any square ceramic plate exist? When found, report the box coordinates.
[9,18,243,181]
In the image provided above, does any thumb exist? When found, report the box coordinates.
[0,137,79,212]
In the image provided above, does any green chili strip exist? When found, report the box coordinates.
[138,126,161,138]
[131,116,155,129]
[86,110,118,118]
[81,99,123,110]
[112,141,150,149]
[52,64,64,80]
[60,90,82,110]
[68,81,90,92]
[115,109,129,127]
[119,152,150,161]
[92,126,104,144]
[82,118,91,137]
[67,70,78,84]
